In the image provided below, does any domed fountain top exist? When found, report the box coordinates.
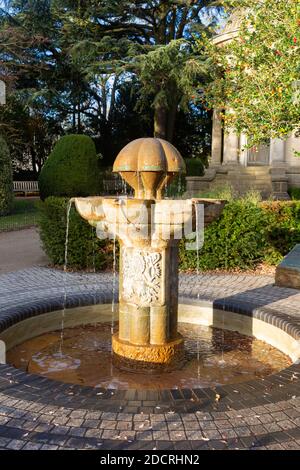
[113,137,186,200]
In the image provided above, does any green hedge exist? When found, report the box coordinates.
[39,134,102,200]
[180,200,300,270]
[185,158,204,176]
[38,197,115,271]
[0,135,13,216]
[288,187,300,200]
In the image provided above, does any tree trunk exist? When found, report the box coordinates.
[154,102,167,139]
[166,101,178,143]
[30,145,38,176]
[77,100,81,133]
[72,103,76,131]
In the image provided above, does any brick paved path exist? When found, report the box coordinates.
[0,268,299,450]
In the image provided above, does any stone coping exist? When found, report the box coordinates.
[0,267,299,450]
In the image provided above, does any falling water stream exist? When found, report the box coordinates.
[195,202,201,279]
[92,229,96,274]
[220,208,230,366]
[111,220,117,337]
[59,199,73,355]
[195,202,201,377]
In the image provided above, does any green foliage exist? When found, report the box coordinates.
[0,1,219,168]
[185,158,205,176]
[38,135,102,200]
[0,95,60,175]
[165,174,186,198]
[38,197,114,271]
[59,1,219,142]
[180,198,300,271]
[0,135,13,216]
[173,105,212,163]
[261,201,300,263]
[0,199,38,232]
[137,39,204,109]
[201,0,300,146]
[288,187,300,200]
[195,184,236,201]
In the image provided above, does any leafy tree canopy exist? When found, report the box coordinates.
[0,1,220,171]
[200,0,300,148]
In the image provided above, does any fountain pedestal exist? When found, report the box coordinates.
[113,239,183,364]
[75,138,225,366]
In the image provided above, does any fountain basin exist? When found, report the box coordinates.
[1,268,300,450]
[74,197,226,228]
[2,303,296,390]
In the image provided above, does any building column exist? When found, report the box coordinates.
[211,109,222,165]
[285,133,300,166]
[270,138,286,166]
[223,131,239,164]
[239,133,248,167]
[270,139,289,199]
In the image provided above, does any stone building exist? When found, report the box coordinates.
[186,14,300,199]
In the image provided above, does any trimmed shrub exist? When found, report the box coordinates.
[261,201,300,263]
[0,135,13,216]
[185,158,204,176]
[180,199,300,271]
[180,199,269,271]
[288,187,300,200]
[165,174,186,198]
[38,197,115,270]
[39,134,102,200]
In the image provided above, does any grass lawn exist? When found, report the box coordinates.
[0,199,39,232]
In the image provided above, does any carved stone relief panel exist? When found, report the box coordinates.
[122,248,163,306]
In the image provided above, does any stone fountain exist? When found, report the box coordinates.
[75,138,225,367]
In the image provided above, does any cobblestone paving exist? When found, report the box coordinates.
[0,267,299,450]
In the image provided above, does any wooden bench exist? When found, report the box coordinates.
[13,181,39,196]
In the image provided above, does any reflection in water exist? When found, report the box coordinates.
[7,322,291,390]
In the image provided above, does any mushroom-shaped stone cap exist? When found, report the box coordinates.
[113,138,186,174]
[113,138,186,199]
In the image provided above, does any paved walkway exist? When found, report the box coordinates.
[0,268,299,450]
[0,228,48,275]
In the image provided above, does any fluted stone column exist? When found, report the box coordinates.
[239,133,248,166]
[223,131,239,164]
[270,138,289,199]
[270,138,286,165]
[285,133,300,166]
[211,110,223,165]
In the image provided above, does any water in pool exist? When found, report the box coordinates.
[7,322,291,390]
